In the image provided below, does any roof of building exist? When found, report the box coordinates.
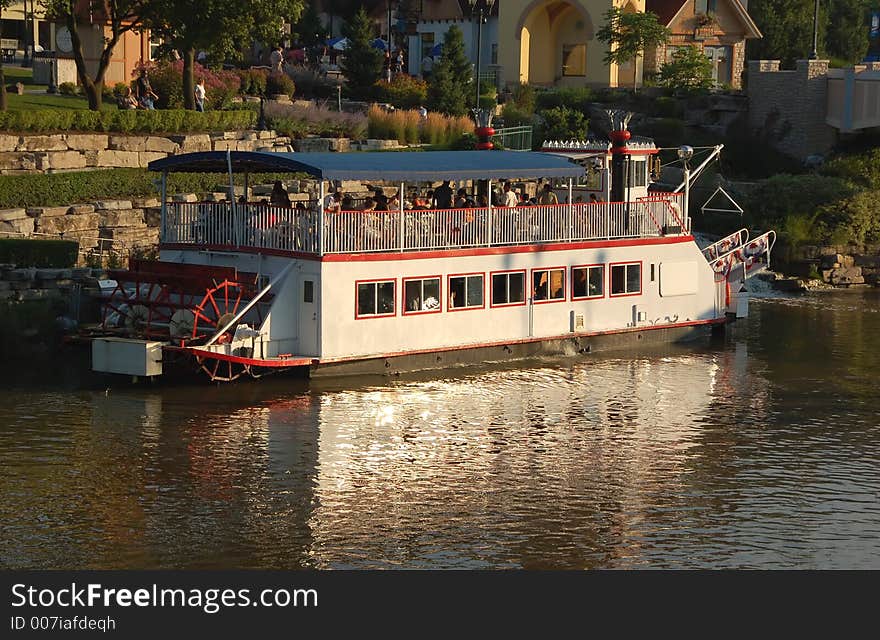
[148,151,584,181]
[646,0,762,38]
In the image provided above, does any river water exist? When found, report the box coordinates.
[1,291,878,569]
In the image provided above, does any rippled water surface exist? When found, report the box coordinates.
[1,291,879,569]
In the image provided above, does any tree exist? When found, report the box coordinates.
[293,3,328,46]
[340,7,382,99]
[144,0,302,110]
[659,45,714,91]
[42,0,151,110]
[0,0,11,111]
[540,106,588,141]
[826,0,870,63]
[747,0,828,66]
[427,25,472,116]
[596,7,670,90]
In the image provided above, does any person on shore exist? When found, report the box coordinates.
[136,69,158,110]
[538,183,558,205]
[193,79,206,112]
[270,45,284,73]
[119,86,139,110]
[418,105,428,119]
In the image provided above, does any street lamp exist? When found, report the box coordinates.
[467,0,496,108]
[809,0,820,59]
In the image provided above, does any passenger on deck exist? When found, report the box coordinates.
[454,188,469,209]
[503,182,518,207]
[538,184,558,205]
[341,195,355,210]
[270,181,291,207]
[325,191,342,213]
[433,180,453,209]
[361,197,376,211]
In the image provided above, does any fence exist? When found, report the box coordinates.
[491,126,533,152]
[165,195,688,256]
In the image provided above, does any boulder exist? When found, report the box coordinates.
[65,134,109,151]
[0,152,36,171]
[17,134,67,151]
[170,134,212,152]
[131,198,160,208]
[26,206,70,218]
[96,150,140,168]
[100,209,145,227]
[67,204,96,215]
[108,135,149,152]
[144,137,179,153]
[139,151,167,166]
[171,193,198,203]
[94,200,133,211]
[0,208,27,222]
[0,218,34,235]
[0,134,19,152]
[328,138,351,152]
[36,213,100,234]
[257,130,277,140]
[293,138,330,153]
[40,151,88,170]
[829,266,864,285]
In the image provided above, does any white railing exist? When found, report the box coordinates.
[164,197,689,255]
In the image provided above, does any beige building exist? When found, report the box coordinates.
[496,0,760,89]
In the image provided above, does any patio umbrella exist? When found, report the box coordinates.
[430,43,442,57]
[371,38,389,51]
[328,37,349,51]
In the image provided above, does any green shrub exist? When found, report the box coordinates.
[536,86,594,113]
[500,103,532,127]
[0,109,256,133]
[821,148,880,190]
[539,106,588,141]
[478,95,496,111]
[509,83,536,114]
[658,45,714,92]
[653,96,681,118]
[0,169,303,209]
[266,72,296,98]
[0,238,79,267]
[58,82,80,96]
[815,189,880,246]
[378,74,428,109]
[140,60,241,110]
[237,68,268,96]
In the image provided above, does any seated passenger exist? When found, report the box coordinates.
[270,181,291,207]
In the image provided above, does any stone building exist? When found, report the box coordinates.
[643,0,761,89]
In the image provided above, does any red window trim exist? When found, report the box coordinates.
[571,263,605,300]
[354,278,397,319]
[402,275,443,316]
[489,269,527,308]
[447,272,486,312]
[609,261,643,298]
[530,266,567,304]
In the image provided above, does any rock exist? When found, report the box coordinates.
[257,130,276,140]
[131,198,160,209]
[100,209,145,227]
[96,150,141,168]
[26,206,70,218]
[170,134,212,152]
[17,134,67,151]
[144,136,179,153]
[139,151,167,166]
[328,138,351,152]
[171,193,198,203]
[0,152,37,171]
[0,134,20,152]
[143,208,161,227]
[293,138,330,153]
[67,204,96,215]
[0,208,27,222]
[109,135,149,152]
[35,213,100,234]
[829,266,864,285]
[772,278,807,292]
[94,200,133,211]
[0,218,34,235]
[39,150,88,170]
[854,255,880,268]
[65,134,109,151]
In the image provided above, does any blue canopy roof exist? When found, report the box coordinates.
[147,151,583,181]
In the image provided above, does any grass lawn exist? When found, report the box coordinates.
[2,65,41,85]
[4,92,108,110]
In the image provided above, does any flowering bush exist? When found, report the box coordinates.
[134,61,240,110]
[266,72,296,98]
[264,102,367,139]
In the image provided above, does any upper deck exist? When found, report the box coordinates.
[152,150,689,257]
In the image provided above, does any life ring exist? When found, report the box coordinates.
[712,256,731,277]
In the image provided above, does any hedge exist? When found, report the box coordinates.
[0,109,256,134]
[0,238,79,267]
[0,168,307,209]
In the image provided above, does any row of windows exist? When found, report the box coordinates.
[355,263,643,318]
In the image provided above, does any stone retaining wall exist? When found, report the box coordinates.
[0,131,403,174]
[781,243,880,287]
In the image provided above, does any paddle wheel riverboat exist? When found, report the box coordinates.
[89,129,775,382]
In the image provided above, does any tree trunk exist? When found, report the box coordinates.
[183,48,195,110]
[84,78,102,110]
[0,6,6,111]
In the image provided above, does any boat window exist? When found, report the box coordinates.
[491,271,526,306]
[403,277,441,315]
[449,274,484,310]
[610,263,641,296]
[572,265,604,299]
[532,268,565,302]
[627,158,647,188]
[356,280,396,318]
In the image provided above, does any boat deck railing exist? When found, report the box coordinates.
[162,193,688,255]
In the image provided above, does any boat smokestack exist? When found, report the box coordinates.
[473,108,495,150]
[607,110,633,203]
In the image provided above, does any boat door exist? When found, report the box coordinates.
[298,275,318,355]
